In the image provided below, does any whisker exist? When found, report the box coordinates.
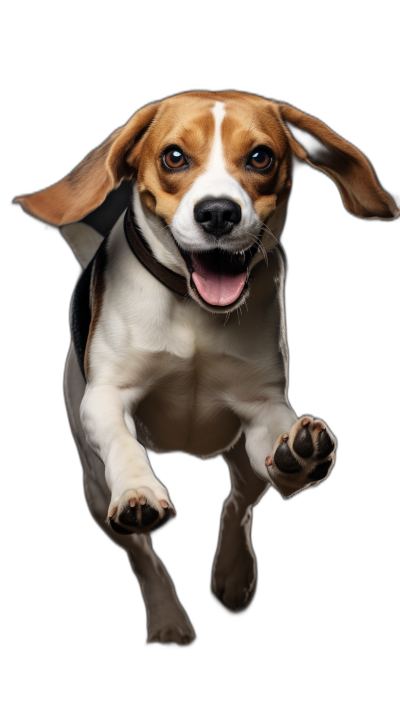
[260,222,278,245]
[157,223,174,237]
[142,215,279,277]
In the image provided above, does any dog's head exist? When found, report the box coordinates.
[14,90,398,311]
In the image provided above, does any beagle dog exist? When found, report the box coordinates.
[14,91,398,644]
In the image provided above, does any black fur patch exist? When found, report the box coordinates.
[71,181,133,377]
[82,180,132,238]
[70,239,109,380]
[70,255,95,380]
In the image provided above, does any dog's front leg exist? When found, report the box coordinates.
[80,384,175,533]
[237,399,337,498]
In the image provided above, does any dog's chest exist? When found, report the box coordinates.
[134,345,245,455]
[100,304,272,456]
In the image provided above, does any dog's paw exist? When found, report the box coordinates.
[212,533,257,612]
[107,486,175,535]
[211,558,257,614]
[147,623,196,646]
[265,416,336,498]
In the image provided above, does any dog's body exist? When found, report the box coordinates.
[15,91,398,644]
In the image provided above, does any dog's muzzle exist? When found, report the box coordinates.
[188,199,255,307]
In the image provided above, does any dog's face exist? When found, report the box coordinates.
[131,92,292,309]
[14,90,398,311]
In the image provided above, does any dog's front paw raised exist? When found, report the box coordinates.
[108,486,176,535]
[265,416,336,498]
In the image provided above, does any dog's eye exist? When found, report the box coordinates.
[162,146,188,170]
[247,146,275,171]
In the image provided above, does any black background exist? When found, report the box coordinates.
[4,18,400,678]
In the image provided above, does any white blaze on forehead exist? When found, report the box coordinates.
[189,101,244,202]
[171,100,261,252]
[205,101,227,180]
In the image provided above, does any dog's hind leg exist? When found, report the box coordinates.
[64,344,195,645]
[212,433,270,612]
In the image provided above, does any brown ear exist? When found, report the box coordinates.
[13,101,160,226]
[279,103,399,219]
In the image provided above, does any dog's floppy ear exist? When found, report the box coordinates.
[13,101,160,226]
[278,103,399,219]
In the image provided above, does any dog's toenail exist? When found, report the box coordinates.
[139,496,146,505]
[265,455,273,467]
[129,498,137,507]
[314,421,324,433]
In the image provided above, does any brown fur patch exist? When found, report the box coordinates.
[278,102,399,218]
[133,95,217,224]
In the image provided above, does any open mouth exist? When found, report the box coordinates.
[181,244,258,307]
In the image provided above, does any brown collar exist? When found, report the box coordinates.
[124,208,189,297]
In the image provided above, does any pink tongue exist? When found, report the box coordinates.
[191,254,246,306]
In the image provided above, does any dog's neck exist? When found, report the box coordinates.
[132,184,188,278]
[124,206,188,297]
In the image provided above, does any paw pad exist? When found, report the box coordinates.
[265,416,336,497]
[293,424,314,458]
[274,439,302,473]
[108,490,175,535]
[308,460,332,481]
[316,429,335,459]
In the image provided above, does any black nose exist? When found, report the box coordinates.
[194,199,242,236]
